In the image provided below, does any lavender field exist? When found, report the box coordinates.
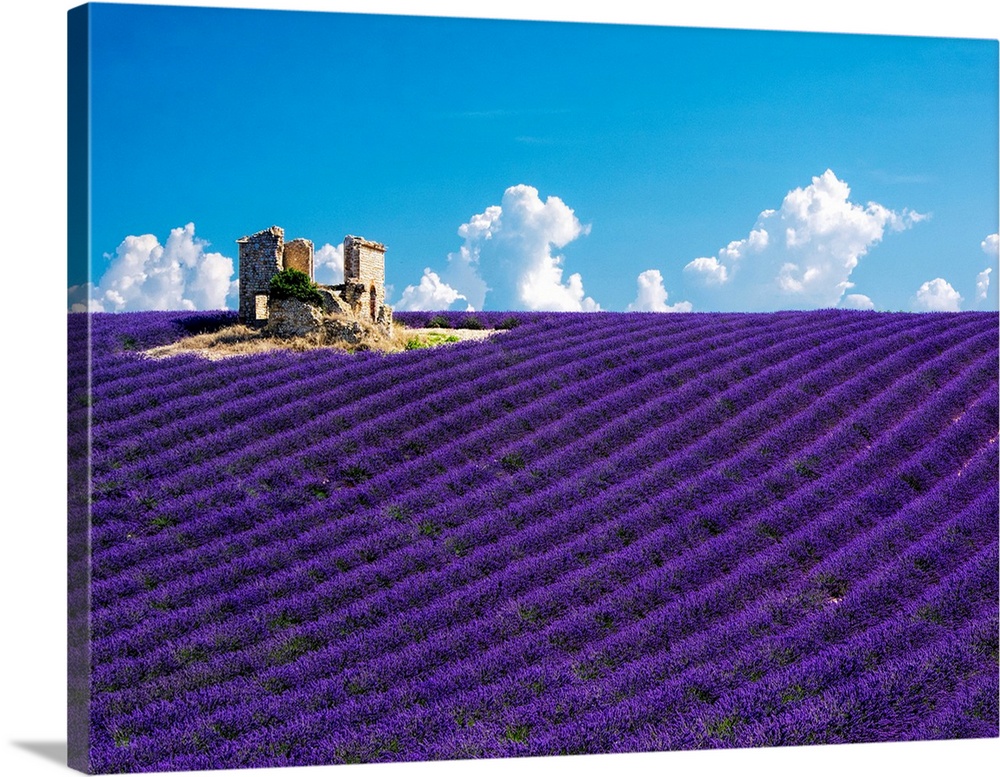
[69,309,999,772]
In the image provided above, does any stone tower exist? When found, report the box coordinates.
[343,235,387,323]
[237,226,314,325]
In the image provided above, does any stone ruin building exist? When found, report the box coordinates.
[237,226,393,336]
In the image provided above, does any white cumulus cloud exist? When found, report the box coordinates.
[720,228,770,260]
[396,268,468,311]
[975,267,992,303]
[314,242,344,285]
[81,223,236,312]
[912,278,963,312]
[628,269,692,312]
[973,233,997,309]
[439,184,599,311]
[840,293,875,310]
[67,282,94,313]
[684,169,925,309]
[982,233,999,259]
[685,256,729,285]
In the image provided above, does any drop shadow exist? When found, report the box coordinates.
[11,740,67,766]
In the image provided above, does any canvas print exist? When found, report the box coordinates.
[67,2,999,773]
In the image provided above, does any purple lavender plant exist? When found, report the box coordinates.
[70,309,999,772]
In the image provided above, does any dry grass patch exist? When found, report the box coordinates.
[143,322,500,360]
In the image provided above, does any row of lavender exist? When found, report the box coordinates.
[76,310,999,772]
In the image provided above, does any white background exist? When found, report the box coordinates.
[1,1,998,775]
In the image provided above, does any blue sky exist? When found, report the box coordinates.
[4,6,998,777]
[71,2,998,313]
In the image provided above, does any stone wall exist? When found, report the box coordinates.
[237,226,284,326]
[283,238,314,278]
[266,297,324,337]
[266,297,374,345]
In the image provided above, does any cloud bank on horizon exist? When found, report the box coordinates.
[627,270,692,313]
[397,268,469,311]
[70,174,999,316]
[397,184,600,313]
[682,169,928,310]
[911,277,964,312]
[70,223,237,313]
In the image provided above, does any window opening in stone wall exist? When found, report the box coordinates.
[370,285,377,321]
[255,294,269,321]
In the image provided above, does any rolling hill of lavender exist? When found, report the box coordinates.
[69,308,999,773]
